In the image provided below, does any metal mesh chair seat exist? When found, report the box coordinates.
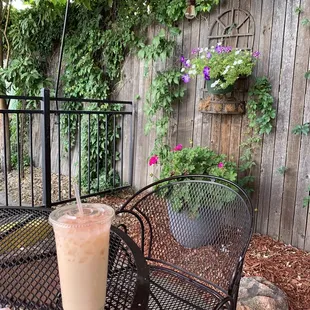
[117,175,253,310]
[148,265,231,309]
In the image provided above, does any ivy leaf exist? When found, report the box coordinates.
[169,27,181,36]
[305,71,310,79]
[301,18,310,26]
[137,49,145,59]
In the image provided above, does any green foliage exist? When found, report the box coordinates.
[137,29,177,75]
[292,123,310,135]
[247,77,276,135]
[80,104,121,192]
[305,71,310,79]
[295,6,303,14]
[5,0,221,191]
[159,146,237,182]
[144,69,185,157]
[149,0,219,26]
[239,77,276,189]
[0,57,49,100]
[301,18,310,26]
[9,1,64,73]
[277,166,288,175]
[152,146,238,216]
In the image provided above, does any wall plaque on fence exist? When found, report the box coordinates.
[199,9,255,115]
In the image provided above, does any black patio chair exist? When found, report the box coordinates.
[116,175,253,310]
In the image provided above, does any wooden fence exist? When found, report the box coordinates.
[115,0,310,251]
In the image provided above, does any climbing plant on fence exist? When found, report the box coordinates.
[1,0,221,191]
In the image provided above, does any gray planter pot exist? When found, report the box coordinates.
[167,203,222,248]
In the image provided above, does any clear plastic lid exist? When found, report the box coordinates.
[49,203,115,229]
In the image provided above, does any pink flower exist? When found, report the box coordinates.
[252,51,260,58]
[149,155,158,166]
[173,144,183,151]
[218,162,224,168]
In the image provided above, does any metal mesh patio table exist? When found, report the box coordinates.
[0,206,149,310]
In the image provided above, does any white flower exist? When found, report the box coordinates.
[181,68,185,72]
[233,61,237,65]
[211,46,214,49]
[237,59,243,64]
[221,83,225,88]
[186,59,191,66]
[204,47,209,51]
[188,70,197,75]
[211,80,220,88]
[192,64,196,69]
[217,42,222,46]
[200,55,205,59]
[198,48,203,54]
[235,50,241,55]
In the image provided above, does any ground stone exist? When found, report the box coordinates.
[237,276,289,310]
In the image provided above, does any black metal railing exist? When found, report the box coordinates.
[0,89,134,208]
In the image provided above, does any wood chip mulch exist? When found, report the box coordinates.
[244,234,310,310]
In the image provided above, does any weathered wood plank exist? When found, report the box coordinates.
[295,82,310,250]
[248,0,263,231]
[303,81,310,250]
[256,0,285,235]
[201,6,221,148]
[146,25,164,185]
[193,15,204,147]
[230,0,249,166]
[176,19,198,147]
[132,54,148,190]
[114,55,134,186]
[169,21,183,149]
[286,0,310,248]
[270,0,300,243]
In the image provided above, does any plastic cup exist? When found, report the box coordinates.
[49,204,115,310]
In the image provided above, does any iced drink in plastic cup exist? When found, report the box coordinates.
[49,204,114,310]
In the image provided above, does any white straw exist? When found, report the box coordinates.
[74,183,84,216]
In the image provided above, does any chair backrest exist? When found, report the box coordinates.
[117,175,253,292]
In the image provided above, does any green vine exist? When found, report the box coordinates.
[292,123,310,135]
[239,77,276,190]
[144,69,185,158]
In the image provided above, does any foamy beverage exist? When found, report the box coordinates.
[49,204,114,310]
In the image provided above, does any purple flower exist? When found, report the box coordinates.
[191,48,199,54]
[185,60,191,68]
[180,55,185,63]
[203,66,210,75]
[181,74,190,83]
[218,162,224,168]
[215,45,222,54]
[224,46,232,53]
[206,52,212,59]
[204,74,210,81]
[149,155,158,166]
[252,51,260,58]
[173,144,183,151]
[203,66,210,80]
